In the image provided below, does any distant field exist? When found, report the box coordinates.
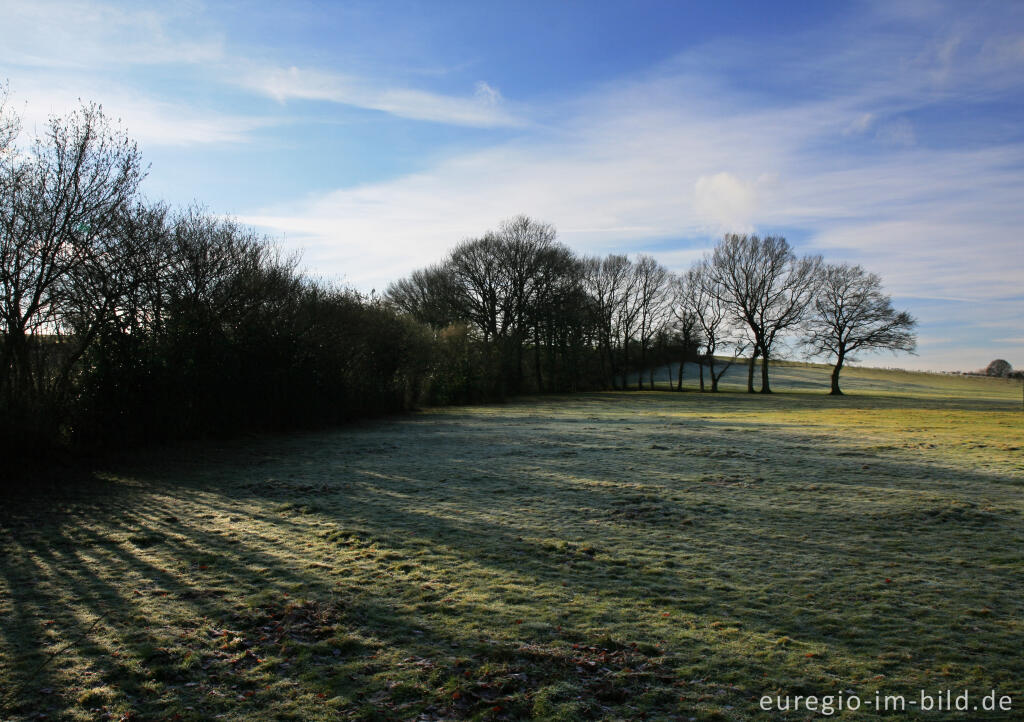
[637,359,1021,399]
[1,369,1021,719]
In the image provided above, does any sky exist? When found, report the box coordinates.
[2,0,1022,371]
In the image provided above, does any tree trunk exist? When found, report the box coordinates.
[638,340,645,390]
[546,329,556,393]
[830,353,844,395]
[604,337,617,390]
[677,359,684,391]
[760,349,772,394]
[606,340,614,389]
[515,339,525,394]
[699,359,706,392]
[747,351,758,393]
[622,338,630,390]
[533,327,543,392]
[598,339,609,389]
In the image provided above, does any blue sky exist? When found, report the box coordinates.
[3,0,1022,371]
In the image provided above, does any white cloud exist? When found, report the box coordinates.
[693,172,760,233]
[241,63,1024,308]
[239,66,525,128]
[807,219,1021,303]
[3,0,524,145]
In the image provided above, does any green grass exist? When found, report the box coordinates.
[1,367,1021,720]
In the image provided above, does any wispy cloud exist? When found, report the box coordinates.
[0,0,223,69]
[3,0,531,153]
[0,1,256,147]
[10,83,274,148]
[241,64,1024,304]
[237,65,525,128]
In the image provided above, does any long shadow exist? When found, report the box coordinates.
[2,478,707,719]
[197,412,1021,674]
[3,390,1021,718]
[298,473,1022,665]
[1,487,483,718]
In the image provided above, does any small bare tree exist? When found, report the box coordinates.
[679,261,743,392]
[804,263,916,395]
[667,273,700,390]
[611,257,642,389]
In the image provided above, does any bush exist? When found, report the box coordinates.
[986,359,1013,377]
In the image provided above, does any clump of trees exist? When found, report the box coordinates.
[388,223,700,398]
[390,227,917,399]
[708,234,821,393]
[1,95,433,467]
[389,216,593,398]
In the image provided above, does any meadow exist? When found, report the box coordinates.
[1,367,1021,720]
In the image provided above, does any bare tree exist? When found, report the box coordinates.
[0,102,144,432]
[526,244,585,391]
[2,88,502,464]
[445,234,504,343]
[0,81,19,154]
[582,254,633,389]
[678,262,743,392]
[392,216,575,396]
[614,259,643,389]
[710,234,821,393]
[667,274,701,390]
[633,255,670,389]
[386,264,458,329]
[804,263,916,395]
[493,215,559,392]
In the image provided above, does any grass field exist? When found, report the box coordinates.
[1,366,1021,720]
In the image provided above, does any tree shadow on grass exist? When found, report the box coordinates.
[1,484,459,719]
[0,480,718,720]
[2,391,1021,719]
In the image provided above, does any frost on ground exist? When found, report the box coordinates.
[1,368,1022,720]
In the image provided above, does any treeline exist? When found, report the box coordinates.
[1,100,433,466]
[388,220,917,399]
[1,91,917,469]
